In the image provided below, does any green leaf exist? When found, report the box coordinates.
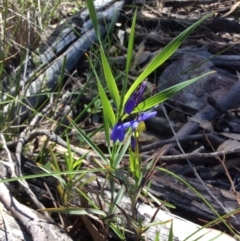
[168,221,174,241]
[114,135,131,168]
[0,169,102,183]
[100,47,120,108]
[110,185,126,214]
[119,10,137,115]
[129,150,135,174]
[126,10,137,75]
[134,71,215,113]
[86,53,116,128]
[69,118,109,166]
[97,78,116,128]
[158,168,234,234]
[37,163,66,187]
[124,12,213,103]
[40,207,106,216]
[86,0,100,39]
[154,231,160,241]
[110,223,126,240]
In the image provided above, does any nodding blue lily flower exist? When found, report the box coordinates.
[110,111,157,143]
[124,81,147,114]
[110,122,125,142]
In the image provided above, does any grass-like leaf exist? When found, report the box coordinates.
[100,47,120,108]
[97,78,116,127]
[124,12,213,103]
[86,0,100,39]
[119,9,137,115]
[0,169,102,183]
[158,168,234,234]
[68,117,109,166]
[168,221,174,241]
[109,185,126,215]
[87,54,115,129]
[39,207,106,216]
[134,71,215,112]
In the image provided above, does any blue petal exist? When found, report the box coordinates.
[138,111,157,121]
[124,97,135,114]
[132,120,140,130]
[111,110,157,143]
[138,81,147,101]
[124,81,147,114]
[110,124,125,142]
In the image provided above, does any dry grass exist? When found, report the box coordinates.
[0,0,83,71]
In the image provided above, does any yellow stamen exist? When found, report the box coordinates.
[137,121,146,133]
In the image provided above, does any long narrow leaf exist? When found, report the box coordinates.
[119,10,137,116]
[0,169,103,183]
[158,168,234,233]
[168,221,174,241]
[100,47,120,108]
[87,53,115,128]
[124,13,213,103]
[126,10,137,75]
[110,185,126,214]
[68,118,109,166]
[86,0,100,39]
[97,78,116,128]
[134,71,215,112]
[40,207,106,216]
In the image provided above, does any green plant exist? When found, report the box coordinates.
[63,1,218,239]
[1,0,238,240]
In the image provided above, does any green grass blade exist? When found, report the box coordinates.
[119,10,137,115]
[68,117,109,166]
[110,185,126,214]
[168,222,174,241]
[40,207,106,216]
[86,0,100,39]
[124,12,213,103]
[183,208,240,240]
[114,136,131,168]
[158,168,234,234]
[0,169,103,183]
[100,47,120,108]
[87,53,116,128]
[134,71,215,112]
[126,10,137,76]
[97,78,116,128]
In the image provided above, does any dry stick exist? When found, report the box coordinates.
[0,193,14,241]
[140,133,224,152]
[6,129,240,162]
[0,135,53,241]
[217,155,240,205]
[43,182,65,227]
[161,105,231,215]
[0,181,53,241]
[205,134,240,205]
[156,80,240,157]
[14,103,54,217]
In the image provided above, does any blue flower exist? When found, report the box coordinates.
[124,81,147,114]
[110,111,157,143]
[110,122,125,142]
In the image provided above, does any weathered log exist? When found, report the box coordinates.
[156,56,240,156]
[0,158,235,241]
[150,171,240,232]
[3,0,125,124]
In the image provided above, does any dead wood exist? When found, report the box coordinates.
[150,171,240,231]
[2,0,240,239]
[156,75,240,157]
[0,181,73,241]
